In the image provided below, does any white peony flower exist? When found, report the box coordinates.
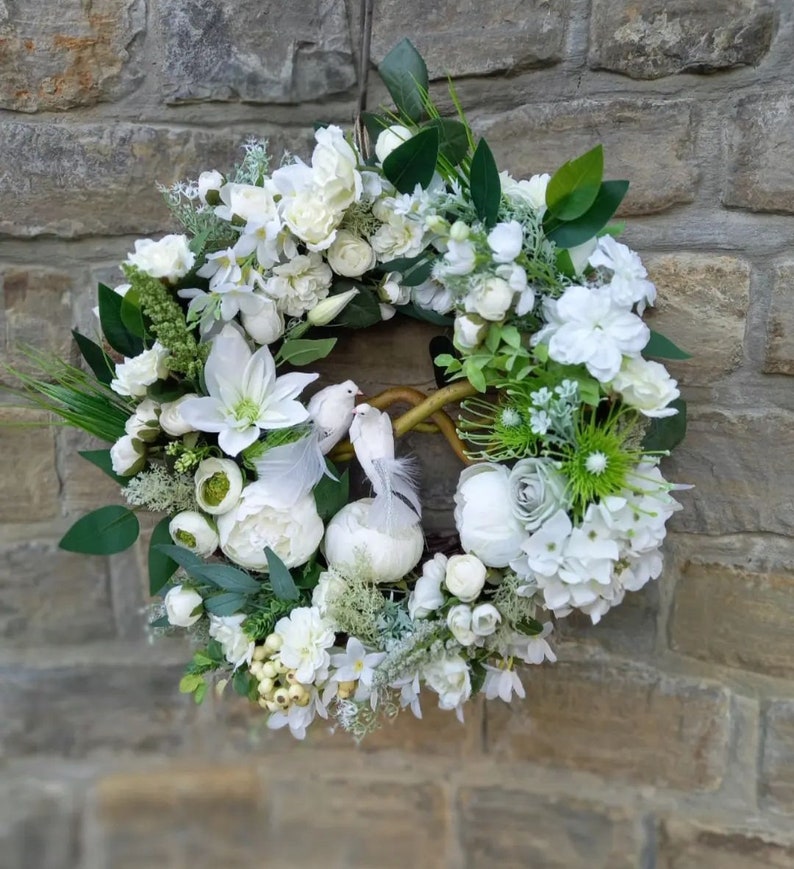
[589,236,657,313]
[110,434,145,476]
[453,313,488,351]
[408,554,448,620]
[454,464,527,568]
[326,230,377,277]
[126,234,195,281]
[159,394,197,436]
[611,356,680,418]
[164,584,203,627]
[444,554,487,602]
[466,275,513,321]
[375,124,413,163]
[209,613,255,669]
[323,498,424,583]
[265,253,333,318]
[194,457,243,515]
[275,606,336,684]
[508,458,571,532]
[311,125,362,212]
[487,221,523,263]
[240,296,284,345]
[169,510,219,557]
[217,490,323,570]
[471,603,502,637]
[124,398,160,443]
[423,653,472,714]
[447,604,477,646]
[110,342,169,398]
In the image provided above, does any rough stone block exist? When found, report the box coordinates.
[457,787,641,868]
[486,662,731,790]
[589,0,775,79]
[0,123,275,238]
[670,560,794,678]
[0,407,60,523]
[764,261,794,374]
[724,93,794,213]
[475,99,698,215]
[0,664,196,758]
[761,700,794,815]
[371,0,568,78]
[58,427,126,516]
[665,409,794,536]
[0,0,145,112]
[159,0,356,104]
[0,541,114,645]
[645,254,750,385]
[660,820,794,867]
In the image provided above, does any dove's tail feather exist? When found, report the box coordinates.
[251,429,331,506]
[368,456,422,532]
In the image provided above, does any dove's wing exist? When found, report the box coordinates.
[251,430,329,507]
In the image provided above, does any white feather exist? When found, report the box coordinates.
[250,430,330,508]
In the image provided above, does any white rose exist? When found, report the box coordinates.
[209,613,255,669]
[445,554,487,602]
[471,603,501,637]
[124,398,160,443]
[468,276,513,321]
[126,234,195,281]
[500,171,550,214]
[322,498,424,583]
[110,434,145,476]
[509,458,571,532]
[408,554,448,620]
[453,314,488,351]
[164,584,203,627]
[612,357,680,418]
[110,342,169,398]
[447,604,477,646]
[326,230,377,277]
[311,569,348,623]
[194,458,244,515]
[487,221,523,263]
[312,125,362,211]
[265,253,333,317]
[423,653,472,711]
[375,124,413,163]
[241,296,284,345]
[282,190,341,251]
[159,394,197,436]
[217,491,323,570]
[169,510,219,558]
[454,464,527,567]
[197,170,224,205]
[216,182,278,224]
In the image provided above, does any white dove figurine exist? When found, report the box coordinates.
[307,379,362,455]
[349,403,422,532]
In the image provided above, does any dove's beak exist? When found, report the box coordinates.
[356,389,364,396]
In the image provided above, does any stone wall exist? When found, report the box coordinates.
[1,1,794,866]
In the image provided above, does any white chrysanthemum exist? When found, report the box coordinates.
[275,607,336,684]
[264,253,333,317]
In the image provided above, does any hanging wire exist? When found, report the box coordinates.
[353,0,376,159]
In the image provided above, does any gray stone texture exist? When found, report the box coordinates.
[589,0,775,79]
[761,700,794,815]
[764,261,794,374]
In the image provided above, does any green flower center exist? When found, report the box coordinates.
[174,529,197,548]
[202,472,230,507]
[232,397,261,426]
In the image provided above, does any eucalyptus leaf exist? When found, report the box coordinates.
[378,37,429,122]
[278,337,337,366]
[190,563,261,594]
[72,330,114,384]
[153,543,205,572]
[97,283,143,358]
[265,547,300,601]
[148,516,178,596]
[383,127,440,194]
[203,592,248,616]
[545,145,604,221]
[644,330,692,360]
[59,505,140,555]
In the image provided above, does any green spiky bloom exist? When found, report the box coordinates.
[458,396,539,461]
[122,265,209,380]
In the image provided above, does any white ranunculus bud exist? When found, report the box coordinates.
[471,603,502,637]
[169,510,220,557]
[110,434,146,476]
[322,498,424,583]
[611,356,680,419]
[159,394,198,436]
[124,398,160,443]
[453,313,488,351]
[194,458,244,516]
[241,296,284,345]
[326,230,377,278]
[110,342,170,398]
[408,554,448,620]
[469,276,513,321]
[447,604,477,646]
[375,124,413,163]
[197,170,224,205]
[126,234,195,282]
[445,554,487,602]
[487,221,523,264]
[164,584,203,627]
[307,288,359,326]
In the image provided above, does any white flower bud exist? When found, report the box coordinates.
[379,303,396,321]
[425,214,449,235]
[197,170,224,205]
[307,288,359,326]
[110,434,146,476]
[241,297,284,345]
[379,272,410,305]
[445,554,487,602]
[159,394,197,436]
[449,220,470,242]
[124,398,160,443]
[453,314,488,351]
[471,603,502,637]
[447,604,477,646]
[374,124,413,163]
[164,584,203,627]
[169,510,219,557]
[194,458,243,515]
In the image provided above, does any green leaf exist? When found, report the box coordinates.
[146,379,188,402]
[203,592,248,616]
[644,330,692,360]
[97,283,144,358]
[190,563,261,594]
[277,337,337,366]
[578,378,602,407]
[332,287,383,329]
[463,360,487,393]
[194,681,208,704]
[382,127,440,194]
[232,668,256,699]
[470,138,501,228]
[120,290,147,340]
[399,302,454,327]
[149,516,179,596]
[59,505,140,555]
[179,674,204,694]
[378,253,434,287]
[555,249,577,279]
[153,543,204,572]
[149,615,170,628]
[378,37,429,122]
[642,398,687,453]
[265,547,300,601]
[547,180,629,250]
[78,449,129,486]
[314,465,349,522]
[546,145,604,221]
[424,118,469,165]
[361,111,389,144]
[72,330,114,385]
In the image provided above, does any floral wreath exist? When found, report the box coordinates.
[14,40,689,740]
